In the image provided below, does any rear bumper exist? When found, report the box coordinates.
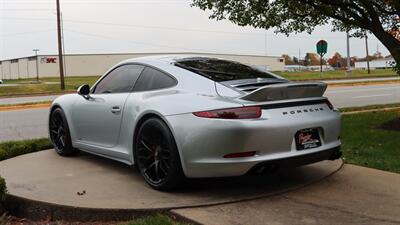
[165,103,341,178]
[247,146,342,175]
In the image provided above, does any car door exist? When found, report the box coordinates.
[72,64,144,148]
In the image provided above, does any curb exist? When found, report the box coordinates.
[0,103,51,111]
[342,107,400,115]
[4,160,344,222]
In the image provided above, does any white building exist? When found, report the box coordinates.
[0,52,285,80]
[355,57,396,70]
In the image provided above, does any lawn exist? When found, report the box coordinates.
[341,110,400,173]
[0,76,100,97]
[275,68,398,80]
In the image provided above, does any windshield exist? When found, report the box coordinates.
[175,57,278,82]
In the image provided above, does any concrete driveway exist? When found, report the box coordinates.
[174,164,400,225]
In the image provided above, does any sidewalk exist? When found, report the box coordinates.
[173,164,400,225]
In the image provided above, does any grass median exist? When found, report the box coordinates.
[0,76,100,97]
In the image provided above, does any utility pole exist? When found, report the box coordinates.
[365,33,371,74]
[61,12,67,77]
[33,49,40,82]
[298,48,301,71]
[56,0,65,90]
[346,31,352,76]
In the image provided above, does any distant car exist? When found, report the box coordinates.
[49,56,342,190]
[0,79,3,84]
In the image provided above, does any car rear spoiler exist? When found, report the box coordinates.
[239,82,327,102]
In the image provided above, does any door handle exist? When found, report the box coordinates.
[111,106,121,113]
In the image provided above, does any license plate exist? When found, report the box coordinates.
[295,128,321,150]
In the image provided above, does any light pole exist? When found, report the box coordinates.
[365,33,371,74]
[33,49,40,82]
[346,31,352,76]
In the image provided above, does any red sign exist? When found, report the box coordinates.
[46,58,57,63]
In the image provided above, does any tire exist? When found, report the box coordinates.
[49,108,78,156]
[135,118,185,191]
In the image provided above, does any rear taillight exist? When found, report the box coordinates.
[193,106,262,119]
[325,99,335,110]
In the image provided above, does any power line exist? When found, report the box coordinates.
[0,9,54,11]
[64,28,214,53]
[0,17,349,39]
[0,29,54,37]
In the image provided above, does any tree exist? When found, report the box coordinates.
[304,53,322,66]
[327,52,346,68]
[192,0,400,74]
[282,54,294,65]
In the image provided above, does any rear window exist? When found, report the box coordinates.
[175,57,276,82]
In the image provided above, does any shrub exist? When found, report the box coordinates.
[0,176,6,214]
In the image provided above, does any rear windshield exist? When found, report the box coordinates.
[175,57,277,82]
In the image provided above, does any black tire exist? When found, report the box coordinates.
[49,108,78,156]
[135,118,185,191]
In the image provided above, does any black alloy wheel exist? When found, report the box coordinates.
[135,118,185,191]
[49,108,77,156]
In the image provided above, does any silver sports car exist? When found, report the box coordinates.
[49,55,342,190]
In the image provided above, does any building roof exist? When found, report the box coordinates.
[0,52,282,62]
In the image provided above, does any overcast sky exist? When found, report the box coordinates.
[0,0,391,61]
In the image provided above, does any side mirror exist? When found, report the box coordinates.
[77,84,90,97]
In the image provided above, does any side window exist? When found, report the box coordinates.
[133,67,176,92]
[93,65,144,94]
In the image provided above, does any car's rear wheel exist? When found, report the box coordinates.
[49,108,77,156]
[135,118,185,191]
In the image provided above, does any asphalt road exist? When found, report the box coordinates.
[325,83,400,108]
[0,108,49,142]
[0,83,399,142]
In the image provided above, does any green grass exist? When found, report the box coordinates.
[0,76,100,97]
[340,103,400,113]
[275,68,398,80]
[342,110,400,173]
[0,138,52,161]
[120,214,190,225]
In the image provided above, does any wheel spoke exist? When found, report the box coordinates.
[144,161,156,175]
[159,160,168,176]
[154,161,160,181]
[140,138,153,153]
[160,159,170,170]
[59,136,65,147]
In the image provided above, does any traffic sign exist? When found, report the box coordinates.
[317,40,328,55]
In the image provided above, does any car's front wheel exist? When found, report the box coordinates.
[49,108,77,156]
[135,118,185,191]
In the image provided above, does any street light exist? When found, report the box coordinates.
[33,49,40,83]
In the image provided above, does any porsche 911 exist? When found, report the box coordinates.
[49,55,342,190]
